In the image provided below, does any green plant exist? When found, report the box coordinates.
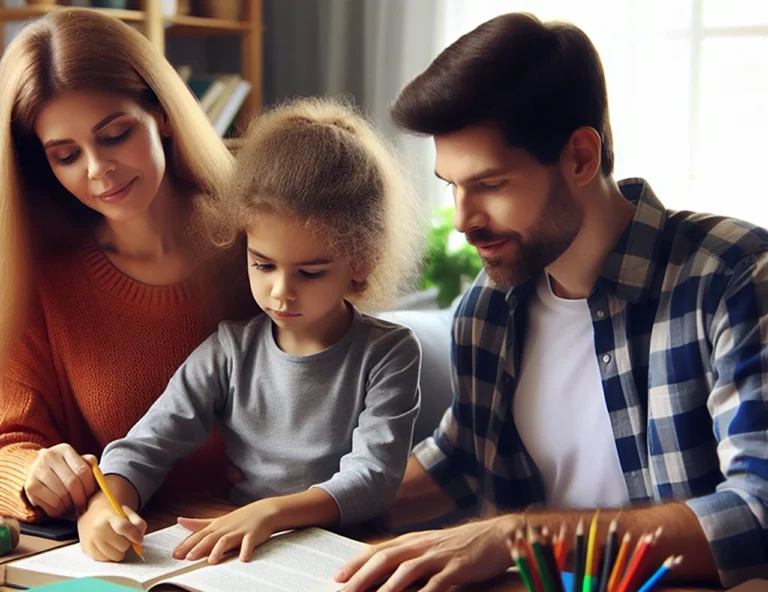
[420,207,483,308]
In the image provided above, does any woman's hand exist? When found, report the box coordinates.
[78,496,146,563]
[173,500,279,565]
[24,444,98,517]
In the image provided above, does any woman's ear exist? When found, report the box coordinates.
[153,109,172,140]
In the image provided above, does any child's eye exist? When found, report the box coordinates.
[252,262,274,272]
[300,270,326,279]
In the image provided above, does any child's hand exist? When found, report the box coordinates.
[78,499,147,562]
[173,501,278,564]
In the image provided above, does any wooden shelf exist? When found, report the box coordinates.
[0,0,262,126]
[0,6,145,22]
[165,14,250,36]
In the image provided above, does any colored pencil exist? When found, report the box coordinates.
[637,555,683,592]
[615,534,653,592]
[519,529,544,592]
[572,518,585,592]
[542,528,564,592]
[512,542,538,592]
[582,511,600,592]
[597,519,618,592]
[555,523,567,571]
[532,531,558,592]
[91,462,144,559]
[607,532,631,592]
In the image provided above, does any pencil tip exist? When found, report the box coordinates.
[609,518,618,531]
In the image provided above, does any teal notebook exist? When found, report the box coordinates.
[32,579,135,591]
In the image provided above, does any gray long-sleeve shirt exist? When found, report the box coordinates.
[100,307,421,525]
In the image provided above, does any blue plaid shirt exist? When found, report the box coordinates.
[413,179,768,587]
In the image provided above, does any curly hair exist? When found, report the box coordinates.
[209,98,427,311]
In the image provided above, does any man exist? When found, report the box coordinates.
[336,12,768,592]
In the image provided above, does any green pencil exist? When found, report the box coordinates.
[512,544,537,592]
[532,531,558,592]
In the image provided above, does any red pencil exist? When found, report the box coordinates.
[554,523,567,571]
[615,533,653,592]
[519,529,544,592]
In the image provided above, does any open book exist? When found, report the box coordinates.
[5,525,367,591]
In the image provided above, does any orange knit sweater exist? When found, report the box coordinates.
[0,237,257,521]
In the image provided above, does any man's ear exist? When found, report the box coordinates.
[563,126,602,186]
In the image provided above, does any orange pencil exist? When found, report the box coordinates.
[91,462,144,560]
[607,532,631,592]
[615,534,653,592]
[554,523,567,571]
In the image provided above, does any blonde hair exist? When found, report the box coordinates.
[213,98,427,311]
[0,8,234,366]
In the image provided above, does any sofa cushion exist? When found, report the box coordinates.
[376,309,454,445]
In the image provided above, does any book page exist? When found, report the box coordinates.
[9,525,203,586]
[161,528,367,592]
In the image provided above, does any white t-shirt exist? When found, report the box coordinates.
[512,273,630,509]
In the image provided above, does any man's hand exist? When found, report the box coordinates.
[24,444,98,517]
[336,516,518,592]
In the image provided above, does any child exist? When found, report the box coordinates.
[78,98,427,565]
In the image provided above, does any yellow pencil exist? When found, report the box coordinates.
[91,463,144,560]
[582,510,599,592]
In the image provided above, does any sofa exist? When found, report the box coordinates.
[377,308,455,445]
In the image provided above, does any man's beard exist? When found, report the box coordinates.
[468,172,584,287]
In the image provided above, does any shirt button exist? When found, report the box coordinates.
[602,354,611,364]
[596,310,605,319]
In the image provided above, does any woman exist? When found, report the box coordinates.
[0,9,256,522]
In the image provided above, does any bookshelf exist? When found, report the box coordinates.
[0,0,263,125]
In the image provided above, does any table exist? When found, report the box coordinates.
[0,498,741,591]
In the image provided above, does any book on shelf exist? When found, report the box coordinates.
[3,524,366,591]
[186,73,252,137]
[212,79,251,136]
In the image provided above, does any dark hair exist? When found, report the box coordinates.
[391,13,614,175]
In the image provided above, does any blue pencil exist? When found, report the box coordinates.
[637,555,682,592]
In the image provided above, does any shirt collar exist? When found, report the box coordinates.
[597,178,667,303]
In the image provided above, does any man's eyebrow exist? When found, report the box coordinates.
[435,167,507,185]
